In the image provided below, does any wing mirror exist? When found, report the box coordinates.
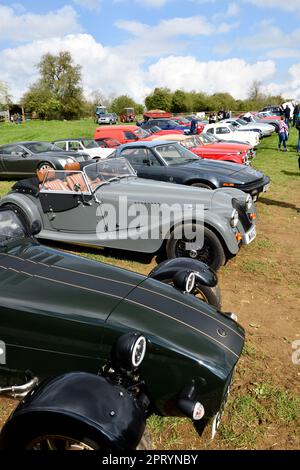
[30,220,42,236]
[142,159,150,166]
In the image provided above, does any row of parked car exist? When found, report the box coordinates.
[0,116,271,449]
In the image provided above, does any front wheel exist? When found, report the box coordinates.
[161,278,221,308]
[1,417,103,450]
[166,225,226,271]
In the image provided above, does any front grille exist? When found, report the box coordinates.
[232,198,252,231]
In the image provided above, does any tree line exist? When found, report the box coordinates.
[0,51,286,120]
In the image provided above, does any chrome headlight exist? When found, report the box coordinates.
[230,209,239,228]
[245,194,252,211]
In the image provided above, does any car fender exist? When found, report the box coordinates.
[204,211,239,255]
[149,257,217,287]
[165,214,239,255]
[0,372,146,450]
[0,193,42,226]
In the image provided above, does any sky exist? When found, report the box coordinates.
[0,0,299,104]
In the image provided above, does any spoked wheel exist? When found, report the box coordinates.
[37,162,54,172]
[161,278,221,309]
[26,435,96,450]
[166,225,226,271]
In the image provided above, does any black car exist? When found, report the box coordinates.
[0,141,91,178]
[139,118,188,132]
[111,141,270,200]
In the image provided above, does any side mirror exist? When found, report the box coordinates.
[30,220,42,236]
[142,159,150,166]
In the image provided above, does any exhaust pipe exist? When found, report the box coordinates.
[0,376,39,398]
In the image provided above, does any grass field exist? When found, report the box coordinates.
[0,119,299,449]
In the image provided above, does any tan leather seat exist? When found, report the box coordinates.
[44,180,69,191]
[37,168,69,191]
[64,162,81,171]
[66,173,88,193]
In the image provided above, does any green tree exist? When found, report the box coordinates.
[110,95,142,115]
[145,87,172,112]
[171,90,190,113]
[22,51,85,120]
[0,81,11,110]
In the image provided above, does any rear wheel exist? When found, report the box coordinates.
[37,162,54,171]
[166,225,226,271]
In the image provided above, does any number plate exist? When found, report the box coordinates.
[244,226,256,244]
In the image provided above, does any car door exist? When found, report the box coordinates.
[38,170,104,233]
[118,147,168,181]
[0,144,37,176]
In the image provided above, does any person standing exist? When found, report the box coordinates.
[295,112,300,154]
[190,116,197,134]
[284,105,291,127]
[278,116,289,152]
[293,104,299,127]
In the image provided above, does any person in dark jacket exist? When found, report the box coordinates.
[293,104,299,127]
[284,106,291,127]
[190,117,197,134]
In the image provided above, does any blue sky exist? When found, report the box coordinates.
[0,0,299,103]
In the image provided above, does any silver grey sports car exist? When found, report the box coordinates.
[0,159,257,270]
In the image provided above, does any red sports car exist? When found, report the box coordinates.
[148,133,254,165]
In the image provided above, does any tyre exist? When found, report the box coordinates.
[191,182,213,190]
[160,278,221,309]
[0,415,104,450]
[136,426,153,450]
[166,224,226,271]
[37,162,54,171]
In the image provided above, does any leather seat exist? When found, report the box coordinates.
[64,162,81,171]
[66,173,89,193]
[37,168,69,191]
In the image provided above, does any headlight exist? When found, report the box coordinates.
[230,209,239,228]
[173,270,196,293]
[111,332,147,371]
[245,194,252,211]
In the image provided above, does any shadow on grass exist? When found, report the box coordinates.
[259,196,299,211]
[281,170,300,177]
[40,239,159,265]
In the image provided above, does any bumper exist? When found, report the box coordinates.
[235,175,270,199]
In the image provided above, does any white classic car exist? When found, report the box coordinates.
[53,138,115,160]
[203,123,260,147]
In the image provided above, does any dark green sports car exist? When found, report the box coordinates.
[0,207,245,450]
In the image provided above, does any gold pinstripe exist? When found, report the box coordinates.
[125,297,240,359]
[0,252,242,340]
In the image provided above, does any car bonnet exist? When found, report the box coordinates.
[0,240,144,321]
[107,276,245,372]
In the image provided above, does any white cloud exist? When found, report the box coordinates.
[73,0,102,10]
[262,64,300,100]
[114,0,170,7]
[245,0,300,13]
[265,48,300,59]
[115,15,239,59]
[148,56,276,99]
[0,34,151,103]
[0,5,81,42]
[116,16,215,38]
